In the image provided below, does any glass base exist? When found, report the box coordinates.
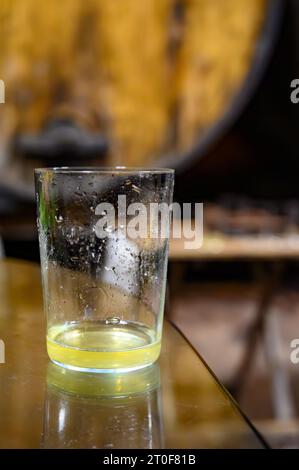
[47,360,161,399]
[51,358,155,374]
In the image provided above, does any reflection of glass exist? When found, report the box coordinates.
[42,362,163,449]
[35,168,174,372]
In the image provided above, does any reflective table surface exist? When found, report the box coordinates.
[0,259,267,449]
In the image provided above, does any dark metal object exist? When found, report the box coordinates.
[14,119,108,163]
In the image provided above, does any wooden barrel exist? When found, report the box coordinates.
[0,0,283,184]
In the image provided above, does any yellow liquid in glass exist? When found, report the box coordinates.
[47,321,161,372]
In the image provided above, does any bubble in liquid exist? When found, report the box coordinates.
[105,316,121,325]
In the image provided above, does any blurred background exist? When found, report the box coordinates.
[1,0,299,448]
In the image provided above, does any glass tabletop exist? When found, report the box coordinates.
[0,259,267,449]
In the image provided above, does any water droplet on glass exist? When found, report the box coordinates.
[132,184,141,194]
[104,266,115,272]
[84,306,93,318]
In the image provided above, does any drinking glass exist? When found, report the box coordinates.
[35,167,174,372]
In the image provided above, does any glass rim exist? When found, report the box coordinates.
[34,166,175,175]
